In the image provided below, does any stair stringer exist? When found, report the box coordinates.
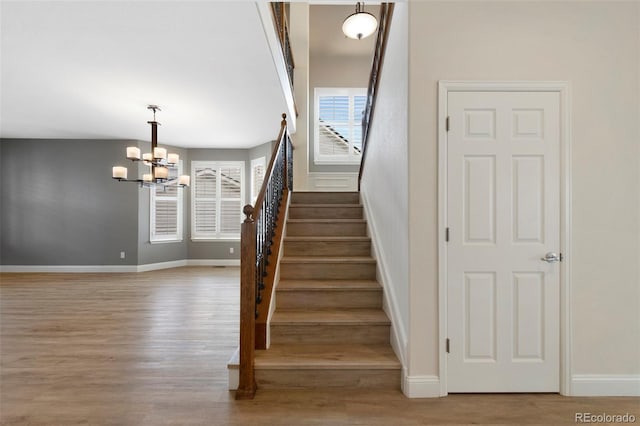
[264,191,292,350]
[359,190,408,371]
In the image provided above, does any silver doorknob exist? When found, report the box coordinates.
[541,252,561,263]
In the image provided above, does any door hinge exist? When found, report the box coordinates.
[446,116,450,132]
[446,338,450,353]
[445,227,450,242]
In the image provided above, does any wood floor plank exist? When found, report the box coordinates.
[2,267,638,425]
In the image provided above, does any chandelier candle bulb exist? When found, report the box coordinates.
[178,175,190,186]
[126,146,141,160]
[112,166,127,179]
[167,153,179,164]
[154,167,169,179]
[143,173,153,182]
[153,147,167,160]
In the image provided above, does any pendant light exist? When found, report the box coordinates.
[342,2,378,40]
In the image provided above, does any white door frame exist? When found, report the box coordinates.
[437,81,572,396]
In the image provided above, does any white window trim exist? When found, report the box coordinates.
[191,160,245,241]
[150,160,183,243]
[251,156,266,204]
[314,87,367,165]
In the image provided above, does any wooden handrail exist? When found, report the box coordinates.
[252,116,288,220]
[236,113,293,400]
[271,3,295,91]
[358,3,395,191]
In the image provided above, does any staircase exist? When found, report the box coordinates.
[254,192,401,389]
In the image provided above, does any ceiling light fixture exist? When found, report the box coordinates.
[342,2,378,40]
[112,105,190,188]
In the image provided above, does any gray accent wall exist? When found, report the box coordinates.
[1,139,139,265]
[249,140,275,166]
[1,139,275,266]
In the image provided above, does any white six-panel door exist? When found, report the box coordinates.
[446,91,560,392]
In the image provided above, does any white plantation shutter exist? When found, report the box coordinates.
[191,161,244,239]
[154,200,178,235]
[220,166,242,235]
[251,157,266,203]
[193,165,218,237]
[150,161,183,242]
[314,88,367,164]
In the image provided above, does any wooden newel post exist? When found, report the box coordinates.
[236,204,257,400]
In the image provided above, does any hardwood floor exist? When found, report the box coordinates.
[1,267,638,425]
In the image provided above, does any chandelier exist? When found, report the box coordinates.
[112,105,190,188]
[342,2,378,40]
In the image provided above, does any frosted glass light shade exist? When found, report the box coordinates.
[112,166,127,179]
[153,147,167,159]
[178,175,190,186]
[126,146,141,160]
[167,153,179,164]
[342,10,377,40]
[154,166,169,179]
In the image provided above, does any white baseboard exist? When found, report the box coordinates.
[137,260,188,272]
[402,372,441,398]
[1,259,240,273]
[360,190,408,367]
[186,259,240,267]
[0,265,138,273]
[571,375,640,396]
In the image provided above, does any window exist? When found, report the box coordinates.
[150,161,183,243]
[251,156,266,203]
[191,161,245,240]
[314,87,367,164]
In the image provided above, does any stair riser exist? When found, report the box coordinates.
[287,222,367,237]
[277,290,382,309]
[283,240,371,257]
[289,206,363,219]
[270,324,391,345]
[280,262,376,280]
[291,192,360,205]
[255,368,400,389]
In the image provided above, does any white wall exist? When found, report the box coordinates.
[290,3,311,191]
[407,1,640,392]
[360,2,410,365]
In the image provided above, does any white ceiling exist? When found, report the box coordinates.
[0,1,289,148]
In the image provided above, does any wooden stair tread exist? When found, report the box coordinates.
[287,218,366,223]
[290,204,362,208]
[284,236,370,242]
[278,280,381,291]
[280,256,375,263]
[272,309,390,325]
[293,191,359,194]
[255,344,401,369]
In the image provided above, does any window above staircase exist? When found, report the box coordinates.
[314,87,367,165]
